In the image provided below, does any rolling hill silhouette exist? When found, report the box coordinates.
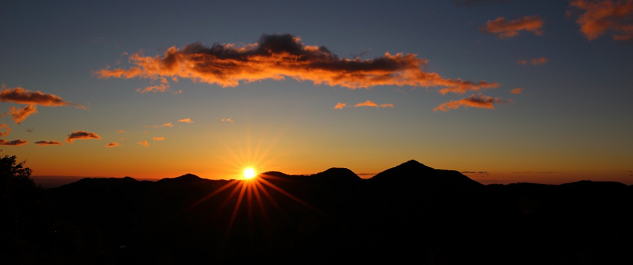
[38,160,633,265]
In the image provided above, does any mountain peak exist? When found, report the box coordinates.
[157,173,202,183]
[311,167,361,182]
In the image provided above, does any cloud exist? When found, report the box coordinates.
[354,100,394,108]
[0,85,86,123]
[221,118,234,123]
[96,33,499,95]
[106,142,120,147]
[433,94,510,111]
[161,122,173,127]
[517,57,548,65]
[66,130,101,143]
[0,139,28,146]
[482,15,544,39]
[334,102,347,109]
[117,130,125,133]
[137,141,149,147]
[0,124,10,136]
[510,88,524,94]
[153,136,165,141]
[35,140,63,146]
[569,0,633,41]
[2,105,38,124]
[178,118,193,123]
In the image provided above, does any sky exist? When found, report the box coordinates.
[1,0,632,185]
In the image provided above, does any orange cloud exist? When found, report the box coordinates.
[137,141,149,147]
[117,130,125,133]
[153,136,165,141]
[510,88,524,94]
[0,85,86,123]
[221,118,234,123]
[66,130,101,143]
[433,94,509,111]
[517,57,548,65]
[178,118,193,123]
[2,105,38,124]
[96,34,499,95]
[0,85,86,108]
[0,124,10,136]
[569,0,633,41]
[35,140,63,146]
[354,100,394,108]
[334,103,347,109]
[161,122,173,127]
[106,142,120,147]
[0,139,28,146]
[482,16,544,39]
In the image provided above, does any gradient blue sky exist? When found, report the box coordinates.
[1,0,632,184]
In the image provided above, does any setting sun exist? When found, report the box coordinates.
[243,168,256,179]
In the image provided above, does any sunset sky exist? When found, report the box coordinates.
[1,0,632,185]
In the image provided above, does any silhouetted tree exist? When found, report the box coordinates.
[0,154,116,265]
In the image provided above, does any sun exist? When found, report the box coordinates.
[243,168,256,179]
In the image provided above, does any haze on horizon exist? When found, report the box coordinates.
[1,0,632,186]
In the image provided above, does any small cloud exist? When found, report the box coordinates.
[66,130,101,143]
[106,142,120,147]
[0,123,10,136]
[117,130,125,133]
[178,118,193,123]
[2,105,38,124]
[334,103,347,109]
[0,85,87,124]
[518,57,548,66]
[482,15,544,39]
[569,0,633,41]
[354,100,394,108]
[221,118,234,123]
[35,140,63,146]
[0,139,28,146]
[510,88,524,94]
[153,136,165,141]
[137,141,149,147]
[434,94,510,112]
[161,122,173,127]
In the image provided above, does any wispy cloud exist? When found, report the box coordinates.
[0,124,10,136]
[35,140,63,146]
[434,94,509,111]
[96,33,499,95]
[510,88,524,94]
[0,85,86,123]
[137,141,149,147]
[0,139,28,146]
[2,105,38,124]
[106,142,120,147]
[461,171,489,175]
[66,130,101,143]
[482,15,544,39]
[569,0,633,41]
[178,118,193,123]
[117,130,125,133]
[354,100,394,108]
[161,122,173,127]
[333,103,347,109]
[517,57,548,65]
[221,118,234,123]
[153,136,165,141]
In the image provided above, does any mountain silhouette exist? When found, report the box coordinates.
[30,160,633,265]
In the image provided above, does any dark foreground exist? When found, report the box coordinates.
[4,160,633,264]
